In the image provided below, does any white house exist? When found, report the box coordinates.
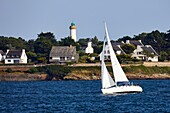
[85,42,94,54]
[0,50,5,62]
[99,42,125,60]
[49,46,79,64]
[99,40,158,62]
[126,40,158,62]
[131,45,158,62]
[5,49,27,64]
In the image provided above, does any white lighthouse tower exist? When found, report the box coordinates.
[69,22,77,42]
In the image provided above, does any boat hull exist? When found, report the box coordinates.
[101,85,143,94]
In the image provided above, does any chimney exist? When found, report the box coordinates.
[6,49,10,54]
[145,45,150,48]
[88,42,92,47]
[22,49,25,53]
[126,40,130,44]
[138,40,142,43]
[121,41,124,44]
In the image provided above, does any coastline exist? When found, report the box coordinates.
[0,73,169,81]
[0,62,170,81]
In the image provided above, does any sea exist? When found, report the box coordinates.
[0,80,169,113]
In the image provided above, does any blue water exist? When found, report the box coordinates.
[0,80,169,113]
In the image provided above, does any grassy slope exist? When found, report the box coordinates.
[0,65,170,81]
[64,65,170,80]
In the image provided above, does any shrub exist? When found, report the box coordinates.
[45,65,71,80]
[28,67,39,74]
[6,68,13,73]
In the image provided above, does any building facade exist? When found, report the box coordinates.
[0,50,5,62]
[99,41,125,60]
[126,40,158,62]
[85,42,94,54]
[49,46,79,64]
[5,49,27,64]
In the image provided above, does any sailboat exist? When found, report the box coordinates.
[101,23,143,94]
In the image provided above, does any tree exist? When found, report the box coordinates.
[121,44,135,54]
[159,52,168,61]
[134,32,147,40]
[59,36,76,46]
[27,51,37,63]
[59,36,80,51]
[92,36,98,45]
[118,36,132,42]
[38,32,57,45]
[34,37,53,55]
[26,39,35,52]
[34,32,57,54]
[143,50,154,60]
[77,38,89,47]
[93,41,103,54]
[0,36,27,51]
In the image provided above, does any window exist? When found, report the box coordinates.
[8,60,11,62]
[67,57,71,60]
[60,57,65,61]
[137,52,142,55]
[14,60,19,64]
[108,56,110,59]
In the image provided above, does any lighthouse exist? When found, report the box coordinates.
[69,22,77,42]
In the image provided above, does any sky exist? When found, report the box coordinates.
[0,0,170,41]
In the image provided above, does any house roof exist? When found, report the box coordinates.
[141,46,158,55]
[0,50,5,55]
[50,46,77,57]
[111,42,123,46]
[129,40,143,47]
[6,50,22,59]
[111,42,125,54]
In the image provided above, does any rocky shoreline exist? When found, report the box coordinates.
[0,63,170,81]
[64,73,170,80]
[0,73,169,81]
[0,73,170,81]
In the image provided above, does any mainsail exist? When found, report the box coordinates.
[104,23,129,83]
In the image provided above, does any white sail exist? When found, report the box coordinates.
[102,62,116,88]
[104,23,129,83]
[101,36,115,89]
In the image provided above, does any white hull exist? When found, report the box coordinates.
[101,85,143,94]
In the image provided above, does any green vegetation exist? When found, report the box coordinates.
[26,65,170,80]
[27,67,39,74]
[118,30,170,61]
[0,29,170,64]
[5,68,13,73]
[121,44,136,54]
[123,65,170,75]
